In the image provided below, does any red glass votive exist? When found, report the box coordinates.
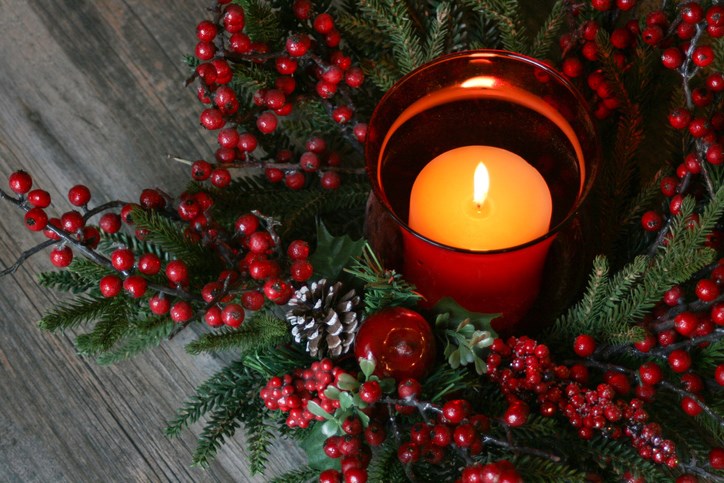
[365,50,599,333]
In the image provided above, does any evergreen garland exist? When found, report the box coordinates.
[4,0,724,480]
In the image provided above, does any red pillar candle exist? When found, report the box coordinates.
[365,50,599,333]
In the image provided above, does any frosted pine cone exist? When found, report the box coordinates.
[286,279,362,358]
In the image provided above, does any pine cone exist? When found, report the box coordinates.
[286,279,362,358]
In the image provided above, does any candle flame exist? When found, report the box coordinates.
[473,162,489,209]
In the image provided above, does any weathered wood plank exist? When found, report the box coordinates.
[0,1,305,481]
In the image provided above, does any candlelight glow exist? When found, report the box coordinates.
[473,162,489,209]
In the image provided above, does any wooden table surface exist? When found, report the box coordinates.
[0,1,305,481]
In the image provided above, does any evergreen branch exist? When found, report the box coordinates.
[358,0,426,74]
[423,2,452,63]
[130,208,214,270]
[98,232,169,260]
[367,440,406,483]
[511,455,586,483]
[66,258,115,280]
[185,312,290,355]
[191,403,245,468]
[75,300,132,356]
[269,466,317,483]
[95,317,174,365]
[245,399,274,475]
[228,62,275,105]
[344,243,421,313]
[462,0,528,53]
[38,295,116,332]
[364,58,401,92]
[528,0,566,59]
[37,269,95,294]
[232,0,280,44]
[166,359,250,437]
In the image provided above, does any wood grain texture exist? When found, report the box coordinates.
[0,1,305,481]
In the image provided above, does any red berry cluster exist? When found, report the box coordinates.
[259,358,345,428]
[190,0,367,191]
[486,336,678,467]
[460,460,522,483]
[6,169,314,329]
[9,171,103,268]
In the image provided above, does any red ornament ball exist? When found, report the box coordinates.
[354,307,436,381]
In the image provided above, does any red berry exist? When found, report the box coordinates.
[123,275,148,298]
[641,211,663,232]
[674,312,698,337]
[359,380,382,404]
[710,448,724,469]
[693,46,716,68]
[716,365,724,386]
[397,442,420,464]
[263,278,292,304]
[668,349,692,373]
[638,362,663,386]
[50,246,73,268]
[221,303,245,328]
[27,189,51,208]
[364,422,386,446]
[200,108,225,130]
[453,423,477,448]
[204,306,223,327]
[681,396,702,416]
[573,334,596,357]
[695,278,720,302]
[668,108,692,130]
[24,207,48,232]
[397,378,422,399]
[196,20,217,42]
[314,13,335,34]
[503,402,529,427]
[248,231,273,254]
[166,260,189,284]
[284,171,306,190]
[319,469,341,483]
[591,0,611,11]
[111,248,135,272]
[149,294,171,315]
[287,240,310,260]
[237,132,258,152]
[300,152,320,172]
[61,210,85,233]
[191,160,212,181]
[316,80,337,99]
[662,47,685,69]
[223,4,245,31]
[290,260,313,282]
[642,25,664,46]
[345,67,364,88]
[256,112,278,134]
[137,253,161,275]
[170,301,194,323]
[442,399,469,424]
[332,106,354,124]
[100,275,123,298]
[343,468,367,483]
[285,33,311,57]
[9,170,32,194]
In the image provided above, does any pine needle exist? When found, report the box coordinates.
[185,312,290,355]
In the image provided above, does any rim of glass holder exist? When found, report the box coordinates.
[365,49,600,255]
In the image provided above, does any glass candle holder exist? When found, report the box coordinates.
[364,50,600,334]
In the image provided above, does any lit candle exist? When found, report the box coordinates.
[409,146,552,251]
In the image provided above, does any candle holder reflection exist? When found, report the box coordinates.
[364,50,600,334]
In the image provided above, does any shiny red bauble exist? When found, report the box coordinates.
[354,307,436,381]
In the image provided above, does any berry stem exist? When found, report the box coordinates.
[0,239,57,276]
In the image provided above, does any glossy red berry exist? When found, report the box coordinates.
[290,260,313,282]
[27,189,51,208]
[343,467,367,483]
[695,278,720,302]
[100,275,123,298]
[661,47,685,69]
[149,294,171,315]
[442,399,470,424]
[321,171,341,190]
[111,248,135,272]
[221,303,245,328]
[256,112,278,134]
[166,260,189,284]
[50,246,73,268]
[9,170,33,194]
[692,46,715,68]
[359,380,382,404]
[573,334,596,357]
[674,312,698,337]
[285,33,311,57]
[397,442,420,464]
[61,210,85,233]
[263,278,292,304]
[284,171,306,190]
[668,349,692,373]
[319,469,341,483]
[137,253,161,276]
[397,378,422,400]
[591,0,611,11]
[638,362,663,386]
[24,207,48,232]
[453,423,477,448]
[641,211,663,232]
[170,301,194,323]
[710,448,724,469]
[123,275,148,298]
[503,402,529,427]
[681,396,702,416]
[200,108,225,130]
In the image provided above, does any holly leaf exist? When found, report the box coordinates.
[301,422,342,471]
[359,356,376,380]
[309,221,365,279]
[433,297,499,336]
[307,400,333,420]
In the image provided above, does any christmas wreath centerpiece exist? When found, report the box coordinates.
[4,0,724,481]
